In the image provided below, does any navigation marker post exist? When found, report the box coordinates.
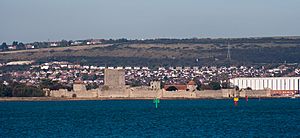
[153,98,160,108]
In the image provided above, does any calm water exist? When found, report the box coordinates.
[1,99,300,137]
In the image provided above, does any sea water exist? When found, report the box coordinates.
[1,99,300,137]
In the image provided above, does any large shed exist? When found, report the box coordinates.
[230,77,300,95]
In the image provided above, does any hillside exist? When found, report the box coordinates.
[1,37,300,66]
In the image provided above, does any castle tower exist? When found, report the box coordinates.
[104,69,125,90]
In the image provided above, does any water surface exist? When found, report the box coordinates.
[1,99,300,137]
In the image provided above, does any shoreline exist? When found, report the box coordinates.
[0,96,292,102]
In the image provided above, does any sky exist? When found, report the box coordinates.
[1,0,300,43]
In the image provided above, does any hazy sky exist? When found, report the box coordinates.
[1,0,300,43]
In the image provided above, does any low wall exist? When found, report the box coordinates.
[195,90,223,98]
[129,89,159,98]
[162,90,196,98]
[50,89,99,98]
[49,88,272,99]
[245,90,271,98]
[75,91,98,98]
[99,89,129,98]
[50,89,70,97]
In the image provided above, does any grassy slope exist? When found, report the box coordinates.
[1,42,300,66]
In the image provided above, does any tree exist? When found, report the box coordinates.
[0,42,8,51]
[208,82,221,90]
[17,42,26,50]
[196,83,202,91]
[12,41,18,46]
[92,74,98,80]
[82,74,89,80]
[0,82,44,97]
[0,83,12,97]
[221,82,231,89]
[202,84,212,90]
[11,83,44,97]
[60,40,69,47]
[39,79,64,90]
[235,86,239,91]
[193,78,202,90]
[68,40,73,46]
[130,80,142,87]
[86,83,99,90]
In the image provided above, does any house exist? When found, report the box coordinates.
[25,45,35,49]
[50,43,59,47]
[116,67,124,70]
[8,46,17,50]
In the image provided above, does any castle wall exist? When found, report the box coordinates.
[50,89,71,97]
[73,84,86,92]
[129,89,159,98]
[221,89,236,98]
[99,89,129,98]
[74,90,98,98]
[49,87,272,99]
[195,90,223,98]
[244,90,271,97]
[162,90,196,98]
[50,89,98,98]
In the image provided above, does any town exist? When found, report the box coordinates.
[1,60,300,96]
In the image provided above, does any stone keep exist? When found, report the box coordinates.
[104,69,125,89]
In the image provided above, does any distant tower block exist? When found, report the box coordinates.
[104,69,125,89]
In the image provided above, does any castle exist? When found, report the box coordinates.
[48,69,270,99]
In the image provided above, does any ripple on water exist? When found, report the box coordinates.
[1,99,300,137]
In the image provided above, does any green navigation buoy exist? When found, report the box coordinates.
[153,98,160,108]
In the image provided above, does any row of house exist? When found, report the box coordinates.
[2,61,300,89]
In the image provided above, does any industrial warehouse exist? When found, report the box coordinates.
[230,77,300,96]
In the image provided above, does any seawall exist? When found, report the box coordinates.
[48,88,271,99]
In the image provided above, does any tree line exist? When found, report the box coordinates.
[2,37,300,52]
[0,41,26,51]
[0,79,75,97]
[0,82,45,97]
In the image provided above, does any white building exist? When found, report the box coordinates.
[50,43,58,47]
[7,61,34,66]
[108,67,114,69]
[116,67,124,70]
[230,77,300,91]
